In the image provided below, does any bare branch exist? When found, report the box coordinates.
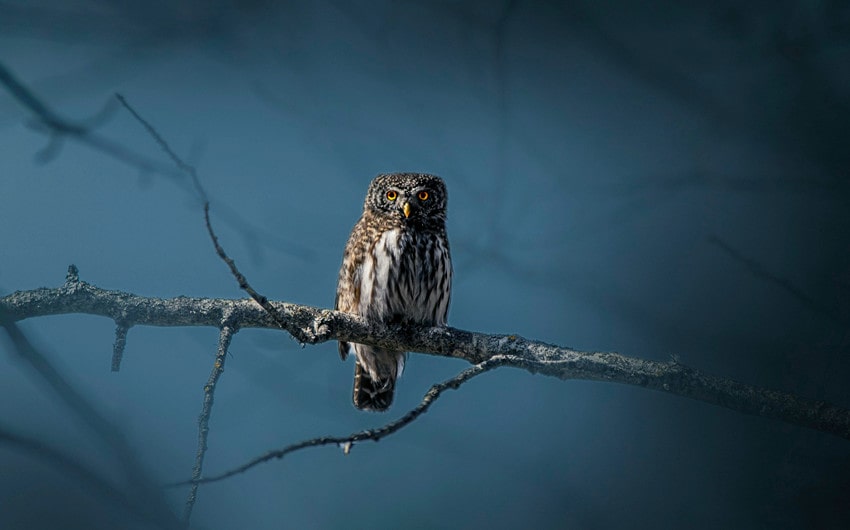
[176,356,507,485]
[115,93,208,203]
[115,94,296,334]
[0,61,189,187]
[203,202,293,332]
[184,320,238,523]
[3,268,849,442]
[0,62,313,260]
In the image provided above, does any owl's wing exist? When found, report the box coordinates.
[335,282,357,361]
[335,220,366,360]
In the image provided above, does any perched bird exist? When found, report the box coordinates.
[335,173,452,411]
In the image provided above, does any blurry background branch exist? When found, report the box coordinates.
[3,265,849,443]
[0,308,181,529]
[0,60,314,261]
[0,420,174,528]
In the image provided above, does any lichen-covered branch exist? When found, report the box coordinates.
[184,320,237,523]
[3,266,850,441]
[111,321,131,372]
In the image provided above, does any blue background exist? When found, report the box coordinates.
[1,1,849,528]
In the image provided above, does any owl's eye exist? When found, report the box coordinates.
[386,190,398,201]
[417,191,429,201]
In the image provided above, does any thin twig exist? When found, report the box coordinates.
[114,94,293,332]
[184,320,238,523]
[175,356,508,485]
[203,202,292,330]
[0,62,312,259]
[114,93,207,203]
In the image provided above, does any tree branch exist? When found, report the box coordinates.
[0,61,313,260]
[184,320,237,523]
[3,266,849,442]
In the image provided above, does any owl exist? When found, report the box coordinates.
[335,173,452,411]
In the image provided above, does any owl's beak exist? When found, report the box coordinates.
[402,202,412,218]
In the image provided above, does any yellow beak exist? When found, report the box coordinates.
[403,202,411,218]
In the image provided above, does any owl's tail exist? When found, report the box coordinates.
[353,359,396,412]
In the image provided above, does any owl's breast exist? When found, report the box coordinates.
[358,227,450,325]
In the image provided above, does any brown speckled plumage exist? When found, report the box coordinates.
[335,173,452,411]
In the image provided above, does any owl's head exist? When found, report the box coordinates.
[365,173,447,225]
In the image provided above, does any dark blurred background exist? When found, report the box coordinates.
[1,1,849,528]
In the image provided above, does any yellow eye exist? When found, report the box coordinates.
[417,191,429,201]
[386,190,398,201]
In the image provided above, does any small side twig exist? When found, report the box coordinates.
[202,202,292,332]
[184,320,238,523]
[175,355,508,486]
[111,321,130,372]
[114,94,207,204]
